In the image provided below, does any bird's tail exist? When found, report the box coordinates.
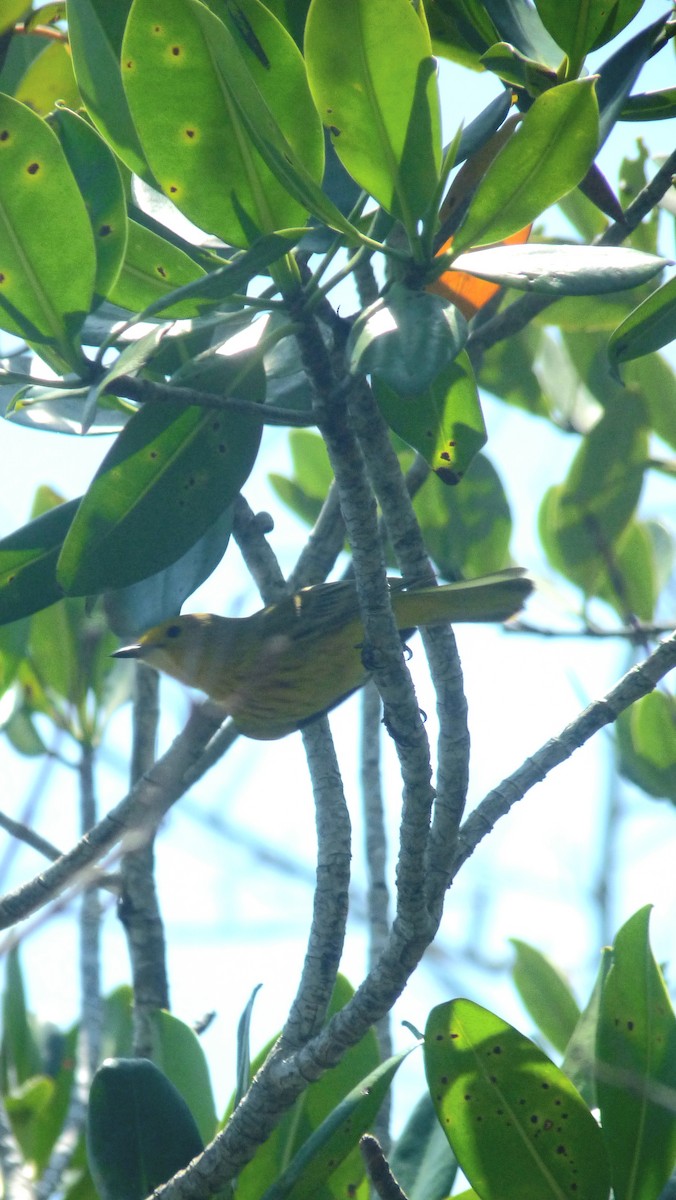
[392,568,532,627]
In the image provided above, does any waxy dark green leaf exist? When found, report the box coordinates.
[104,506,233,637]
[453,80,598,253]
[87,1058,203,1200]
[413,454,514,579]
[389,1091,459,1200]
[0,93,95,372]
[621,87,676,121]
[373,351,485,485]
[57,358,265,594]
[261,1052,408,1200]
[452,245,667,296]
[348,285,467,395]
[608,275,676,370]
[305,0,441,233]
[595,14,670,146]
[0,499,80,626]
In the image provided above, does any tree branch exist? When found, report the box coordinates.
[119,663,170,1058]
[0,705,224,932]
[110,374,315,428]
[451,630,676,877]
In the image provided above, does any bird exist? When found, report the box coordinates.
[112,569,532,740]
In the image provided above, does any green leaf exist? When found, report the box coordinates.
[0,1,31,35]
[67,0,153,181]
[87,1058,204,1200]
[234,984,262,1110]
[562,948,613,1108]
[609,275,676,371]
[452,245,667,296]
[100,986,134,1061]
[453,79,598,253]
[122,0,324,247]
[49,106,128,304]
[305,0,441,233]
[268,427,333,527]
[4,383,130,436]
[3,709,49,756]
[413,454,515,579]
[620,87,676,122]
[57,361,264,594]
[595,14,670,147]
[4,1024,77,1170]
[260,1052,409,1200]
[538,392,648,596]
[480,42,557,95]
[594,518,657,622]
[234,976,382,1200]
[103,506,233,637]
[14,39,81,114]
[5,1076,57,1165]
[510,939,580,1054]
[389,1090,459,1200]
[532,0,642,65]
[148,1011,218,1146]
[0,498,80,627]
[117,233,294,325]
[596,906,676,1200]
[348,285,467,395]
[484,0,563,65]
[0,947,42,1091]
[616,691,676,802]
[426,0,497,69]
[478,326,547,416]
[108,219,207,318]
[373,350,485,485]
[424,998,610,1200]
[0,93,95,372]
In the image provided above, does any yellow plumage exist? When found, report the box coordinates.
[113,570,531,739]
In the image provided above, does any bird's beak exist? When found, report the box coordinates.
[111,644,142,659]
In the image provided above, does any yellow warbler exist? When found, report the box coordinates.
[113,569,531,740]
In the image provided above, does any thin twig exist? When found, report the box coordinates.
[0,811,62,863]
[451,630,676,878]
[511,618,676,639]
[360,1135,409,1200]
[110,374,315,427]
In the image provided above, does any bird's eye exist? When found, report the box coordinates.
[166,624,182,639]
